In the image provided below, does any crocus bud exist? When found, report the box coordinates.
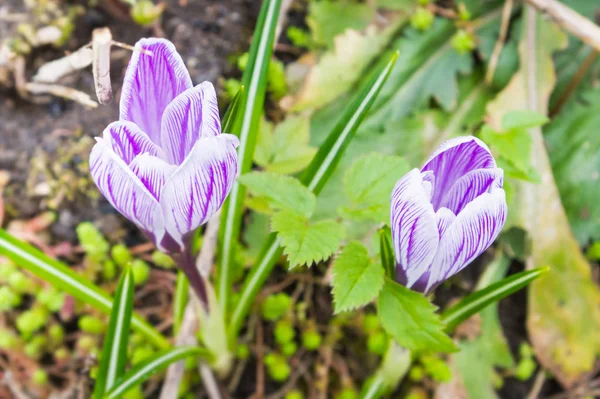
[89,38,239,306]
[390,136,507,294]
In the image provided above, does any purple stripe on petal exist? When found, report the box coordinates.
[89,139,166,247]
[102,121,164,165]
[427,188,507,292]
[435,207,456,239]
[422,137,496,210]
[120,38,192,145]
[160,134,239,249]
[439,168,504,215]
[160,82,222,165]
[129,154,177,200]
[390,169,439,289]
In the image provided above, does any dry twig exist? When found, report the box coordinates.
[485,0,514,85]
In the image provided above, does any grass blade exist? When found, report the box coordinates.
[107,346,212,399]
[378,227,395,279]
[222,85,244,133]
[0,229,169,349]
[228,52,399,344]
[173,270,189,336]
[93,267,135,398]
[442,266,549,332]
[218,0,283,313]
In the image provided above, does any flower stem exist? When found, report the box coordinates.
[175,246,208,310]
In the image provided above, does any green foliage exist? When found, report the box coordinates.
[130,0,164,26]
[341,154,409,222]
[274,320,296,345]
[0,329,18,349]
[410,8,434,31]
[131,259,150,286]
[261,293,292,321]
[451,30,475,54]
[377,278,456,353]
[420,355,452,382]
[515,343,537,381]
[367,331,388,355]
[285,390,304,399]
[287,26,311,49]
[239,172,316,218]
[151,251,175,269]
[77,222,109,257]
[111,244,132,267]
[332,242,384,313]
[268,58,287,99]
[271,211,345,268]
[255,117,318,175]
[301,329,322,351]
[265,353,291,382]
[17,308,48,336]
[32,369,49,385]
[236,343,250,360]
[79,315,106,334]
[307,1,375,48]
[0,286,21,311]
[37,287,65,312]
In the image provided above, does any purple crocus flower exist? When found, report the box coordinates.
[89,38,239,304]
[390,136,507,294]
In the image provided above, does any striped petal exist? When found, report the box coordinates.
[439,168,504,215]
[161,134,239,249]
[102,121,164,165]
[391,169,439,289]
[120,38,192,145]
[129,154,177,200]
[427,188,507,292]
[89,139,165,247]
[160,82,222,165]
[422,136,496,210]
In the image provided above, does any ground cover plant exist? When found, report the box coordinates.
[0,0,600,398]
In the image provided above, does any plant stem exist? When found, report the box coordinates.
[176,244,208,310]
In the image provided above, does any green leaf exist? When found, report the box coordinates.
[442,267,548,333]
[340,153,409,222]
[93,268,135,399]
[377,278,457,353]
[255,116,317,174]
[222,86,244,133]
[271,211,345,268]
[307,1,375,48]
[0,229,169,349]
[238,172,316,218]
[217,0,282,312]
[479,124,535,178]
[228,52,398,344]
[173,271,188,336]
[379,227,396,280]
[332,242,384,313]
[107,346,212,399]
[501,110,549,131]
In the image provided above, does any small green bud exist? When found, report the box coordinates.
[237,53,249,71]
[77,335,97,352]
[79,315,105,334]
[586,241,600,260]
[151,251,175,269]
[421,355,452,382]
[236,343,250,360]
[287,26,311,49]
[519,342,534,358]
[224,78,242,99]
[411,8,435,31]
[131,0,165,26]
[77,222,110,257]
[409,365,425,381]
[24,335,47,359]
[301,330,322,351]
[0,286,21,311]
[406,388,428,399]
[262,293,292,321]
[32,369,48,385]
[285,390,304,399]
[37,287,65,312]
[49,324,65,345]
[55,347,69,361]
[335,388,358,399]
[515,357,536,381]
[0,329,19,349]
[16,308,48,335]
[8,272,32,294]
[268,58,287,100]
[274,320,295,345]
[111,244,132,267]
[367,331,387,355]
[132,345,155,365]
[0,261,17,282]
[363,313,380,333]
[457,2,472,21]
[451,30,476,54]
[265,353,291,382]
[131,259,151,286]
[281,341,297,357]
[103,260,117,280]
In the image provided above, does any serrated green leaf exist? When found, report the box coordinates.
[255,116,317,174]
[479,125,534,177]
[377,278,457,353]
[341,153,409,222]
[93,268,135,399]
[501,110,549,131]
[332,242,384,313]
[307,1,375,48]
[271,211,345,268]
[238,172,316,218]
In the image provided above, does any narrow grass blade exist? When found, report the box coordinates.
[222,86,244,133]
[218,0,283,313]
[106,346,212,399]
[228,52,399,344]
[442,266,549,332]
[378,227,395,279]
[93,267,135,399]
[0,229,169,349]
[173,270,188,336]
